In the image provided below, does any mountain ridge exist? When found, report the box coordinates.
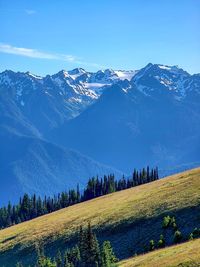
[0,63,200,203]
[49,64,200,172]
[0,129,122,205]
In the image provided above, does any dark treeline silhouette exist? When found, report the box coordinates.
[0,167,158,229]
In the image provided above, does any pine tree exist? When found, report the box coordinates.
[162,215,171,228]
[35,244,56,267]
[157,234,165,248]
[20,193,30,220]
[63,251,70,267]
[86,222,100,266]
[79,225,87,263]
[55,250,62,267]
[149,240,155,251]
[189,233,194,240]
[31,194,37,218]
[79,222,101,267]
[76,184,81,203]
[0,167,159,229]
[36,244,45,265]
[37,197,44,216]
[101,241,117,267]
[69,245,81,266]
[192,228,200,239]
[174,230,182,243]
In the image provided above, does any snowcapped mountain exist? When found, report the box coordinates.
[132,63,197,99]
[0,68,136,136]
[0,63,200,203]
[0,67,134,203]
[49,63,200,173]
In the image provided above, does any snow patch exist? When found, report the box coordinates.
[27,72,43,80]
[114,70,136,81]
[158,65,172,70]
[84,82,110,89]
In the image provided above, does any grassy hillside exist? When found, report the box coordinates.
[0,168,200,266]
[119,238,200,267]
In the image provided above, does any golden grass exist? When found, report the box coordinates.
[0,167,199,264]
[119,238,200,267]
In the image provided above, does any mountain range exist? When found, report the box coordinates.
[0,63,200,204]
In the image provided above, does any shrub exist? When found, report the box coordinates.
[189,233,193,240]
[157,234,165,248]
[172,222,178,230]
[162,216,171,228]
[170,216,176,225]
[174,230,182,243]
[149,240,155,251]
[192,228,200,239]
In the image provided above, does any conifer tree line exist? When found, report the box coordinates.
[0,167,158,229]
[16,222,118,267]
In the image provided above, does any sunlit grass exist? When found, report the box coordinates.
[0,167,199,265]
[119,238,200,267]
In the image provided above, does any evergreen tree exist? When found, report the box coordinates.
[169,216,177,230]
[31,194,38,218]
[174,230,182,243]
[101,241,117,267]
[76,184,81,203]
[55,250,62,267]
[37,257,56,267]
[63,251,71,267]
[21,193,30,220]
[162,216,171,228]
[192,228,200,239]
[79,225,87,263]
[157,234,165,248]
[36,245,45,267]
[78,222,101,266]
[16,223,118,267]
[36,248,56,267]
[0,167,159,229]
[68,245,81,267]
[149,240,155,251]
[189,233,194,240]
[85,222,101,266]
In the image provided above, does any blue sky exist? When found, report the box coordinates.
[0,0,199,75]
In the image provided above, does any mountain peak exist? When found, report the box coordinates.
[156,64,188,74]
[143,63,154,70]
[104,69,115,74]
[52,70,73,80]
[141,63,187,74]
[68,68,86,75]
[134,63,189,80]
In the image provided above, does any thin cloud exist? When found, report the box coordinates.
[0,43,105,68]
[25,9,36,15]
[0,43,77,62]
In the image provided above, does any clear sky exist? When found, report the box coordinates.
[0,0,199,75]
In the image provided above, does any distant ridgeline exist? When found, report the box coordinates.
[0,167,158,229]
